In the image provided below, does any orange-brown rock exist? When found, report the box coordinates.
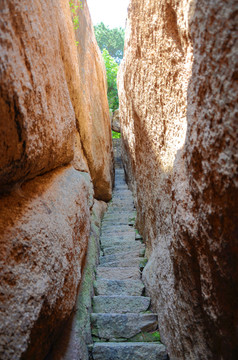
[119,0,238,358]
[0,0,77,189]
[72,1,114,201]
[0,0,113,201]
[0,166,93,360]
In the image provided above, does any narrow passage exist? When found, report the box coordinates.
[88,142,168,359]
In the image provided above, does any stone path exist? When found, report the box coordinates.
[88,167,167,360]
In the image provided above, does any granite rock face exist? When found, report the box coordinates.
[73,1,114,201]
[0,1,113,359]
[111,109,121,132]
[0,0,113,201]
[0,0,76,189]
[119,0,238,358]
[0,166,93,360]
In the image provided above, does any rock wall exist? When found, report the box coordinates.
[118,0,238,359]
[73,0,114,201]
[0,0,112,359]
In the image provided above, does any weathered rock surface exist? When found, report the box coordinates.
[92,342,168,360]
[45,199,107,360]
[0,0,77,189]
[96,266,140,281]
[111,109,121,132]
[73,0,114,201]
[119,0,238,358]
[91,313,158,340]
[0,1,114,359]
[94,279,145,296]
[93,296,150,314]
[0,0,113,201]
[0,166,93,360]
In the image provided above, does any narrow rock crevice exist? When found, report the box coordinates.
[88,141,168,360]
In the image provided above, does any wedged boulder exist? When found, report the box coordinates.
[111,109,120,132]
[0,0,79,189]
[72,1,114,201]
[0,165,93,360]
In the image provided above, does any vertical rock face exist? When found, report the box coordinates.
[0,0,76,189]
[0,166,93,360]
[0,0,112,359]
[119,0,238,359]
[73,0,114,201]
[0,0,113,201]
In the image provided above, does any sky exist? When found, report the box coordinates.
[86,0,129,29]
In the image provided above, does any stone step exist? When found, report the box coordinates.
[100,252,142,265]
[100,234,135,243]
[91,313,158,340]
[100,239,137,250]
[101,225,135,231]
[92,295,150,313]
[91,342,168,360]
[99,257,141,268]
[94,279,145,296]
[96,267,141,280]
[103,243,145,256]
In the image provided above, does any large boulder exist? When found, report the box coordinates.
[0,166,94,360]
[119,0,238,358]
[0,0,77,190]
[0,0,113,201]
[111,109,121,132]
[72,1,114,201]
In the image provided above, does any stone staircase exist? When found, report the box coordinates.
[88,167,168,360]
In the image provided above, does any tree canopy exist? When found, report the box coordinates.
[102,49,119,111]
[94,22,125,64]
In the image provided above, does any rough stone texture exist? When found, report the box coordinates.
[73,0,114,201]
[96,267,141,281]
[103,242,145,256]
[0,0,77,189]
[92,342,167,360]
[113,138,123,169]
[91,313,158,340]
[111,109,121,132]
[94,279,145,296]
[45,199,107,360]
[0,0,113,201]
[93,295,150,314]
[0,166,93,360]
[119,0,238,359]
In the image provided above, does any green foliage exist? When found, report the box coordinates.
[69,0,82,31]
[94,22,125,64]
[112,130,121,139]
[102,49,119,111]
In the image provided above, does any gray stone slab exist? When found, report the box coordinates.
[91,313,158,340]
[93,296,150,313]
[99,257,141,268]
[94,279,144,296]
[96,267,140,280]
[100,250,143,263]
[103,243,144,256]
[91,342,168,360]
